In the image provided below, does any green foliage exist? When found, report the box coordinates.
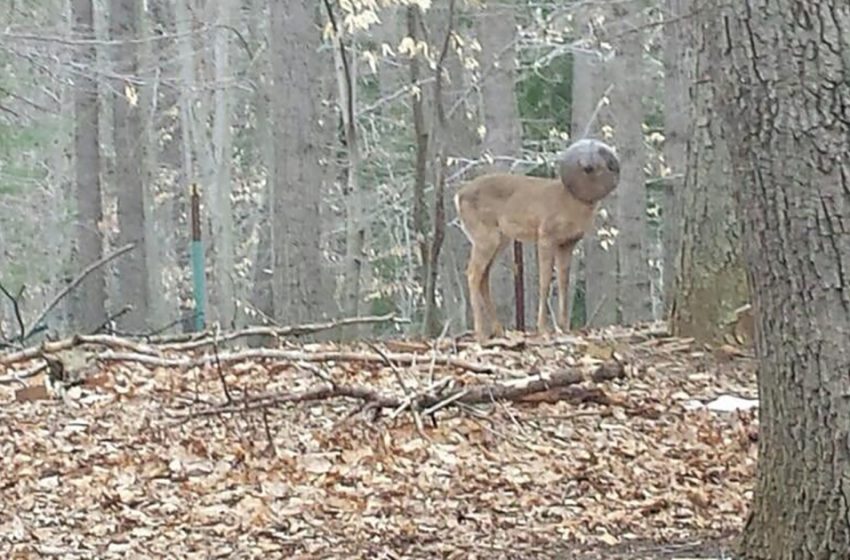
[515,52,573,149]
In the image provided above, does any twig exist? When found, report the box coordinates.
[421,387,468,416]
[367,342,410,394]
[0,281,25,343]
[0,362,48,386]
[261,406,276,457]
[296,361,334,385]
[581,83,615,139]
[23,243,135,340]
[212,327,233,405]
[92,305,132,335]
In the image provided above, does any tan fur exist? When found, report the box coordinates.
[455,173,599,341]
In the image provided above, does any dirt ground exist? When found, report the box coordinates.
[0,323,757,559]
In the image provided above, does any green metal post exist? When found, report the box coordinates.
[190,183,206,331]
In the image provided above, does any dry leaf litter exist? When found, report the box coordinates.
[0,323,757,559]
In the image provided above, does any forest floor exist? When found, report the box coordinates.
[0,321,757,559]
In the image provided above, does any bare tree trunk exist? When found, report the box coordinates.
[709,0,850,557]
[209,0,237,328]
[660,0,692,316]
[70,0,107,334]
[611,2,652,325]
[574,11,618,328]
[110,0,150,331]
[422,0,456,337]
[569,21,602,328]
[474,1,533,332]
[669,3,747,344]
[327,3,365,336]
[148,0,185,333]
[407,5,429,313]
[269,0,325,324]
[138,3,167,331]
[247,0,275,327]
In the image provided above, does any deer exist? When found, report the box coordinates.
[454,138,620,342]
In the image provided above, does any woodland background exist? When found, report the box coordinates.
[0,0,744,346]
[2,1,849,557]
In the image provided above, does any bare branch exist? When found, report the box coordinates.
[155,313,407,350]
[23,243,136,341]
[98,347,520,378]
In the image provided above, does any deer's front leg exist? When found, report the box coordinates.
[555,241,577,331]
[536,241,556,334]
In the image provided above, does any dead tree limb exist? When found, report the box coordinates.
[23,243,136,341]
[97,347,520,377]
[0,333,160,366]
[150,313,406,349]
[176,369,588,421]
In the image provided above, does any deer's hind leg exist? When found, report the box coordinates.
[466,233,505,341]
[536,240,556,334]
[480,237,509,337]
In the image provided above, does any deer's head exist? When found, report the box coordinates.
[558,138,620,204]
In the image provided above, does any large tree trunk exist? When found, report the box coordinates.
[709,0,850,557]
[610,1,652,325]
[575,10,618,328]
[110,0,150,331]
[330,13,366,335]
[660,0,692,315]
[669,3,747,344]
[137,3,168,331]
[209,0,237,329]
[269,0,325,324]
[473,1,535,332]
[148,0,185,333]
[247,0,275,327]
[70,0,107,334]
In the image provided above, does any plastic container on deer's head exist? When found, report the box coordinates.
[558,138,620,204]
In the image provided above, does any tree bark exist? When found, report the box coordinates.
[247,0,275,329]
[670,1,747,344]
[660,0,692,315]
[421,0,456,337]
[574,9,618,328]
[269,0,325,324]
[137,3,168,331]
[709,0,850,557]
[70,0,107,334]
[209,0,237,329]
[431,2,480,335]
[110,0,150,331]
[474,1,533,331]
[406,5,430,323]
[328,4,365,337]
[610,2,652,325]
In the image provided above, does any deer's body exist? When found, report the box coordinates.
[455,174,596,245]
[456,138,620,341]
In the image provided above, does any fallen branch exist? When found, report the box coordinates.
[0,362,48,386]
[97,348,519,377]
[149,313,407,350]
[0,333,160,366]
[22,243,136,341]
[176,369,590,421]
